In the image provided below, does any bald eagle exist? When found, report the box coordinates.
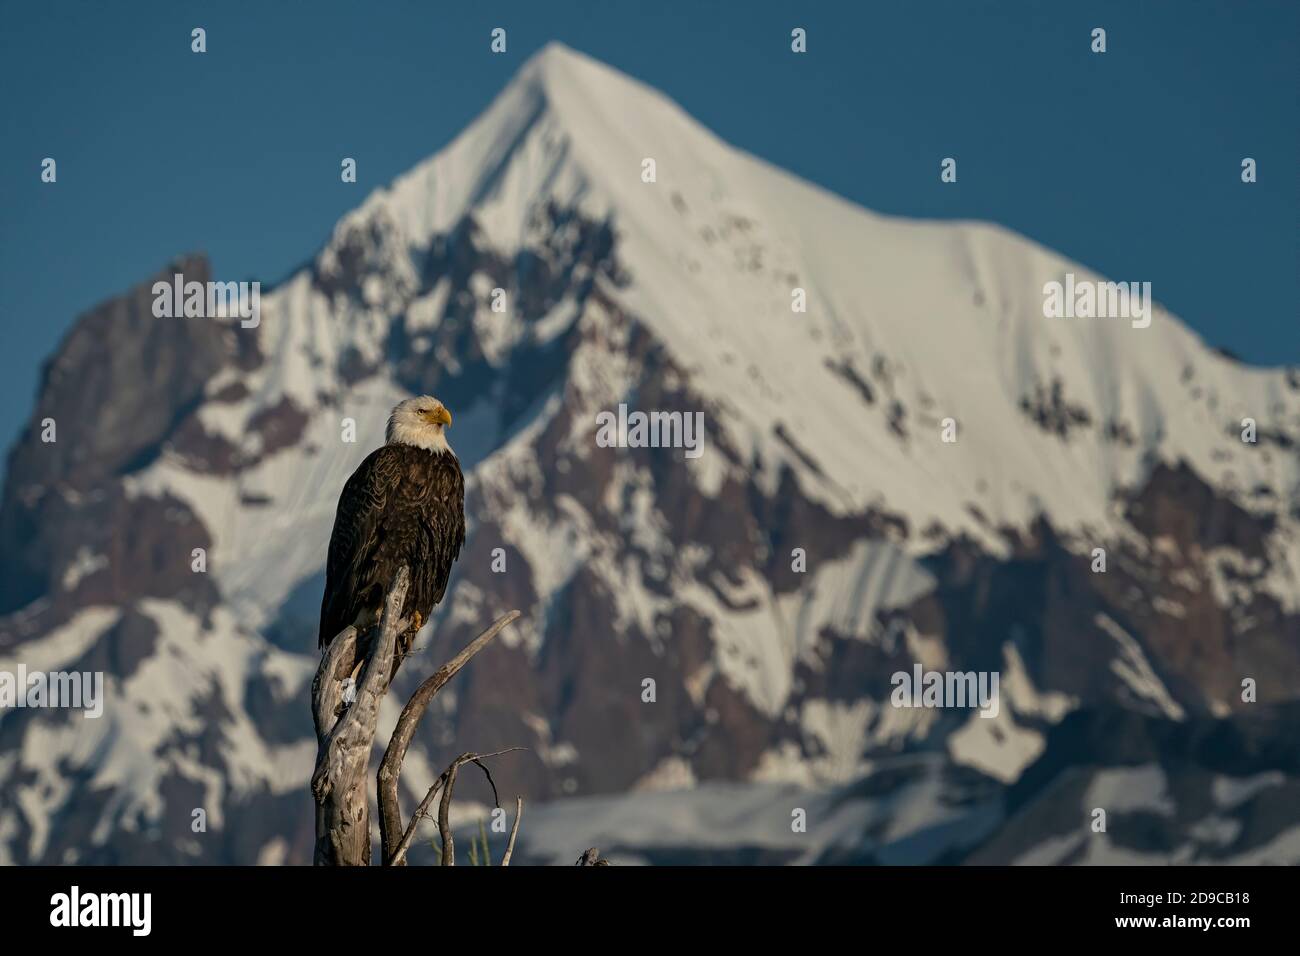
[318,396,465,665]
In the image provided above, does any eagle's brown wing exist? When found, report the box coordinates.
[423,457,465,609]
[318,445,404,647]
[318,443,466,650]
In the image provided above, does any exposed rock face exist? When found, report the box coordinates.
[0,255,237,630]
[0,44,1296,865]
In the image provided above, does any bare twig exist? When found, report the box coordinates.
[388,747,524,867]
[438,759,462,866]
[390,778,444,867]
[470,756,502,808]
[501,797,523,867]
[377,609,521,864]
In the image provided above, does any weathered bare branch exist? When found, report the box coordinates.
[311,625,357,739]
[388,747,523,867]
[311,567,409,865]
[388,778,443,867]
[501,797,523,866]
[311,569,532,868]
[377,609,520,864]
[438,759,462,867]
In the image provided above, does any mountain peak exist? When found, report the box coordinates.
[337,43,722,252]
[514,41,678,118]
[516,41,622,91]
[493,41,722,195]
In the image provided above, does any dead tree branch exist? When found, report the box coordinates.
[377,609,521,864]
[438,757,462,866]
[311,625,357,737]
[501,797,523,866]
[311,562,528,866]
[311,567,410,865]
[388,747,524,867]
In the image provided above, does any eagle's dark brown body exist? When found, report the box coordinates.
[318,442,465,651]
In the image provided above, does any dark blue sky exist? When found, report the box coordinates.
[1,0,1295,455]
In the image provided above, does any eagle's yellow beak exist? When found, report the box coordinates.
[428,406,452,427]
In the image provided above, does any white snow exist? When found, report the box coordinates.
[5,42,1295,865]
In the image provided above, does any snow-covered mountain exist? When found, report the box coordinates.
[1,43,1297,865]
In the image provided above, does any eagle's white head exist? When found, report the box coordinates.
[386,396,454,455]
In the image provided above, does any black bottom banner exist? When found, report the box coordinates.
[0,864,1285,942]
